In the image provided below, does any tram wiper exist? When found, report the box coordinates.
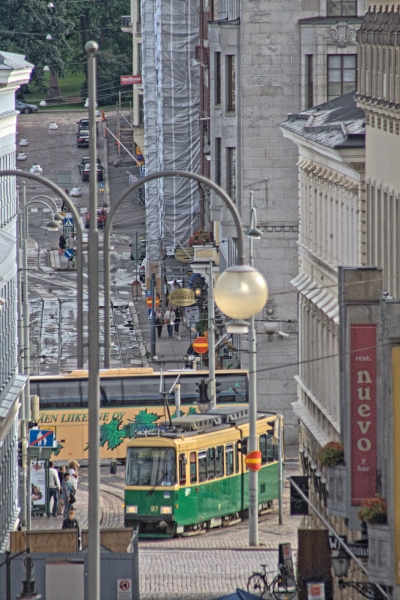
[147,471,167,496]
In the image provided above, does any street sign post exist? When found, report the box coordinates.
[245,450,262,471]
[193,336,208,354]
[29,429,54,447]
[146,296,160,308]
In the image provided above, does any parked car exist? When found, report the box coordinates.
[29,164,42,174]
[77,129,89,148]
[85,208,107,229]
[16,99,38,114]
[77,118,99,135]
[78,156,103,182]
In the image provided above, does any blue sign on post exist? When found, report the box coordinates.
[140,165,146,178]
[146,290,151,298]
[63,217,74,227]
[99,182,105,192]
[29,430,54,447]
[64,248,74,260]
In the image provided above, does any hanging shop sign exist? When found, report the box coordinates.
[120,75,142,85]
[174,247,194,263]
[350,324,377,505]
[168,288,196,307]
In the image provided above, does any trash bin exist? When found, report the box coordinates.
[110,459,117,474]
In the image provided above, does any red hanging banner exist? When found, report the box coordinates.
[350,324,377,505]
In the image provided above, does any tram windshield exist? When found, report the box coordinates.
[126,447,177,486]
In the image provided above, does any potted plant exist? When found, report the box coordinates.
[321,442,347,517]
[318,441,344,467]
[188,230,212,246]
[359,495,391,585]
[358,495,387,524]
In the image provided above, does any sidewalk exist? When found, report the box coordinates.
[133,297,194,368]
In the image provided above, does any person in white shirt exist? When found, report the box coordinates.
[48,461,61,517]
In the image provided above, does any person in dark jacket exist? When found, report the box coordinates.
[59,233,66,250]
[62,508,81,547]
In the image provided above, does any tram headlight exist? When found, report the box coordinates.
[126,505,138,514]
[160,506,172,515]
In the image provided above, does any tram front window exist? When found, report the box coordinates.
[126,447,177,486]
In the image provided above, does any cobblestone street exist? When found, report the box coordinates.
[30,462,301,599]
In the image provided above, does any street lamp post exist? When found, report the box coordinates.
[17,194,61,529]
[0,171,85,367]
[103,171,268,367]
[85,40,101,600]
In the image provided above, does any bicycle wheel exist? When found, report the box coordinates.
[247,573,267,597]
[272,574,297,600]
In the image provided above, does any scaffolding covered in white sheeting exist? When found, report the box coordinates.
[142,0,200,262]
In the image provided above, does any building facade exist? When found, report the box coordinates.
[280,90,365,473]
[121,3,144,151]
[0,50,33,551]
[206,1,366,444]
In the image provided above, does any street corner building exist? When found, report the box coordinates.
[280,0,400,593]
[0,50,33,551]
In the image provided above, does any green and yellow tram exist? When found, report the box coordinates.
[124,406,283,537]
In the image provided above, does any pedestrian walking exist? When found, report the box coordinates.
[59,233,66,252]
[61,472,72,519]
[48,461,61,517]
[165,306,175,338]
[155,306,163,338]
[57,465,66,515]
[62,508,81,549]
[174,307,182,338]
[68,460,79,504]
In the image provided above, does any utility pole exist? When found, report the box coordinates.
[86,40,101,600]
[151,273,156,359]
[248,190,259,546]
[208,259,216,409]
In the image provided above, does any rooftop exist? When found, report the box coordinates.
[279,91,365,149]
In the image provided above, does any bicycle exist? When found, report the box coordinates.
[132,190,145,206]
[247,563,297,599]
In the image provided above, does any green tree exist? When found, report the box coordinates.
[0,0,74,90]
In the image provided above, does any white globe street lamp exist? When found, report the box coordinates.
[214,264,268,320]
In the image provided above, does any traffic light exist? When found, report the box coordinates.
[237,438,248,454]
[196,378,209,403]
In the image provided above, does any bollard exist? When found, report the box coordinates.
[110,459,117,475]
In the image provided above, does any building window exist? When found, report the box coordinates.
[327,0,357,16]
[327,55,357,101]
[307,55,314,109]
[137,43,142,74]
[226,147,236,202]
[138,95,144,125]
[215,137,221,185]
[215,52,221,105]
[227,55,235,112]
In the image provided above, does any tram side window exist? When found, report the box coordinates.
[207,447,215,480]
[179,453,187,485]
[226,444,234,475]
[216,445,224,478]
[190,452,197,483]
[267,434,278,462]
[235,442,240,473]
[198,450,207,482]
[259,434,268,464]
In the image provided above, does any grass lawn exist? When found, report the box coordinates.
[25,71,86,105]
